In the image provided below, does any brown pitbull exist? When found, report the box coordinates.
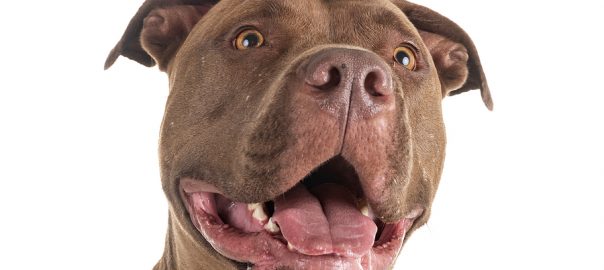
[105,0,492,269]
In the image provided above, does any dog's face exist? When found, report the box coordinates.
[106,0,491,269]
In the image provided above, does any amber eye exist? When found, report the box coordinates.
[234,29,265,50]
[393,46,417,70]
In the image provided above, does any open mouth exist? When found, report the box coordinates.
[181,157,422,270]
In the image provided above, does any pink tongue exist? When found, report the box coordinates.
[272,183,377,257]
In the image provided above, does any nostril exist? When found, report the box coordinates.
[364,72,380,97]
[364,71,390,97]
[310,67,341,91]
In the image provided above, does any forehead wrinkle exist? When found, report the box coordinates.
[372,9,418,36]
[232,0,299,22]
[329,2,422,43]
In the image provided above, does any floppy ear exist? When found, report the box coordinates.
[104,0,218,71]
[394,0,493,110]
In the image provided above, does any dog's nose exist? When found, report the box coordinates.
[299,48,394,118]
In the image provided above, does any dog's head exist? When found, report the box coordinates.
[106,0,491,269]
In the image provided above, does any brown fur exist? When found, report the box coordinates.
[106,0,491,269]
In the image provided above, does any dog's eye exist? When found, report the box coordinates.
[234,29,265,50]
[393,46,417,70]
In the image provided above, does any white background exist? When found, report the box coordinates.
[1,0,603,269]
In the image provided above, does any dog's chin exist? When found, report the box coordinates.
[179,158,423,270]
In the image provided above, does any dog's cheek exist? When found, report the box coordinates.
[160,33,302,201]
[399,70,447,216]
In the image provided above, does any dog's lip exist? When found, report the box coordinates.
[182,178,222,194]
[179,177,423,269]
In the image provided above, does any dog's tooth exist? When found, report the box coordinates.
[248,203,268,222]
[263,217,280,233]
[287,242,296,251]
[357,199,370,217]
[360,205,370,217]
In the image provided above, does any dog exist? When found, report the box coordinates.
[105,0,492,269]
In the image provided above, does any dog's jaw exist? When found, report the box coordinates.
[180,176,423,270]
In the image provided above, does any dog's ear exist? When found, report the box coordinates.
[394,0,493,110]
[104,0,217,71]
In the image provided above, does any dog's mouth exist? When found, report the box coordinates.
[181,157,422,270]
